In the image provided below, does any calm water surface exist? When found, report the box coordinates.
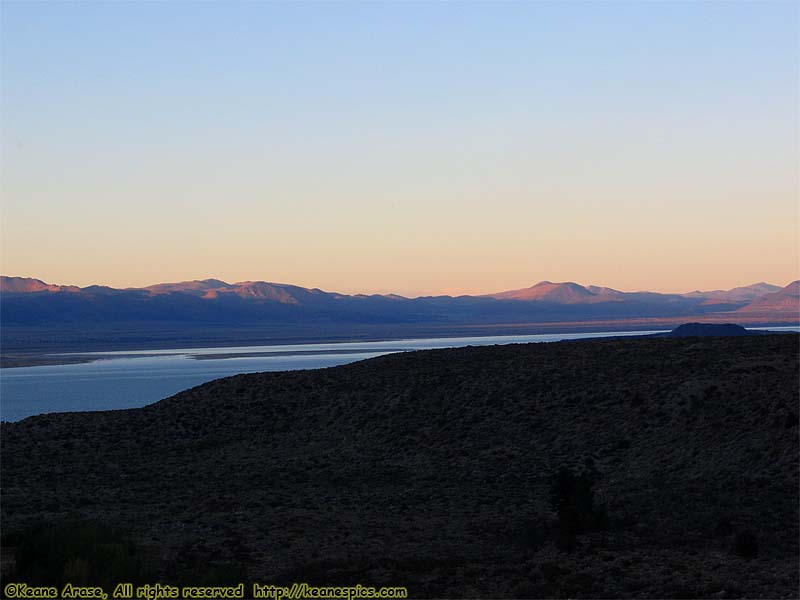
[2,327,796,422]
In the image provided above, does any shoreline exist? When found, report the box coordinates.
[3,334,797,597]
[2,320,798,369]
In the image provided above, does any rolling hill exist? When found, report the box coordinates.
[1,334,797,597]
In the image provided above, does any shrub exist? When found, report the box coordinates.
[548,467,602,551]
[733,530,758,559]
[8,521,153,590]
[549,467,595,532]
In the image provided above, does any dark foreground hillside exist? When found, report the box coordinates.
[2,335,798,598]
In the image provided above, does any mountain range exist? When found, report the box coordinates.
[1,276,797,327]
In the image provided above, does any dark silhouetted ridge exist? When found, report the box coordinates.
[1,335,797,597]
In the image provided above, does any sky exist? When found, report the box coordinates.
[1,1,798,297]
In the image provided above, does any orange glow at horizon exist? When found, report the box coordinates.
[1,2,797,297]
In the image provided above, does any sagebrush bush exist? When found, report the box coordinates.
[548,467,603,551]
[7,521,153,590]
[733,530,759,559]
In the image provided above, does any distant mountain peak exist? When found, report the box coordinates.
[681,282,782,303]
[737,280,800,313]
[0,276,80,294]
[487,281,612,304]
[144,279,234,294]
[198,278,230,286]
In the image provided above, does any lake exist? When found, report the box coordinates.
[2,327,795,422]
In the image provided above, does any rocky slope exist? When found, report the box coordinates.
[1,335,798,598]
[738,281,800,313]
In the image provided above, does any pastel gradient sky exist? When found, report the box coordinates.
[1,1,798,297]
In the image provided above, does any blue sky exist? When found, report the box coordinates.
[2,1,797,295]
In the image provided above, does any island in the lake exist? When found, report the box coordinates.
[1,329,797,598]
